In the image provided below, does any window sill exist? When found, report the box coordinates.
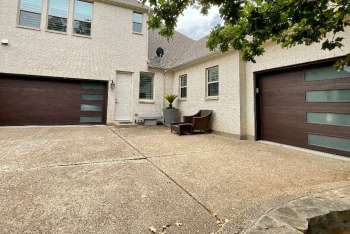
[72,33,92,39]
[139,100,155,104]
[16,25,41,31]
[205,96,219,101]
[45,29,67,35]
[132,31,143,35]
[179,98,187,102]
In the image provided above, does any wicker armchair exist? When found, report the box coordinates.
[183,110,213,133]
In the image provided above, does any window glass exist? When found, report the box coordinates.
[208,83,219,97]
[132,12,143,33]
[81,104,102,112]
[306,90,350,102]
[208,66,219,82]
[308,134,350,152]
[139,73,154,100]
[207,66,219,97]
[74,0,93,36]
[307,113,350,127]
[80,116,102,123]
[81,94,103,101]
[305,66,350,81]
[47,0,69,32]
[19,0,42,28]
[180,74,187,99]
[81,82,105,90]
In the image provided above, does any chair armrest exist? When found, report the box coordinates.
[183,116,193,123]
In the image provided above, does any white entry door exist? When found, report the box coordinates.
[114,72,132,122]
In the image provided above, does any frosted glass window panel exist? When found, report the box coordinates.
[307,113,350,127]
[81,94,103,101]
[305,66,350,81]
[306,90,350,102]
[80,116,102,123]
[308,134,350,152]
[81,82,105,90]
[81,104,102,112]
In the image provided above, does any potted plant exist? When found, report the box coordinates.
[163,94,179,126]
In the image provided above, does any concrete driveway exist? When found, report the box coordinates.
[0,126,349,233]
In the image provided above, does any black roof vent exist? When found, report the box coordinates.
[156,47,164,58]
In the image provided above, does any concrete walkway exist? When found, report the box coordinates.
[0,125,349,233]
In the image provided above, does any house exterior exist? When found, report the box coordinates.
[0,0,349,156]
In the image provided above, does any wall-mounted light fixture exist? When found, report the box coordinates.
[110,80,116,90]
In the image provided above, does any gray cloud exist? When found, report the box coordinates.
[176,6,221,40]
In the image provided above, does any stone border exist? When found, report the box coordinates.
[243,186,350,233]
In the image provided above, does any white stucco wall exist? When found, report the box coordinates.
[171,52,242,136]
[243,29,350,139]
[0,0,157,123]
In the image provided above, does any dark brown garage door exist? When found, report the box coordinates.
[257,63,350,157]
[0,74,108,126]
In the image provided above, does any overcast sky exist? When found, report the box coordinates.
[176,6,221,40]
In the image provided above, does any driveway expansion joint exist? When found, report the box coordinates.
[108,126,226,227]
[0,157,148,173]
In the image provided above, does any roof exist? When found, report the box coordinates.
[98,0,148,12]
[148,30,216,70]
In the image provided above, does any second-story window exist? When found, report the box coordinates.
[132,12,143,33]
[18,0,43,29]
[47,0,69,32]
[74,0,93,36]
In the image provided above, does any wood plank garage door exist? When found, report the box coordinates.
[0,74,108,126]
[257,63,350,157]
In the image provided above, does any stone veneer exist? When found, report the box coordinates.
[243,186,350,234]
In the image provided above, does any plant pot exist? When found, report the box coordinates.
[163,108,179,126]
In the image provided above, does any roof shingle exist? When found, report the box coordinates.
[148,29,214,69]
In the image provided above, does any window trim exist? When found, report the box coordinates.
[17,0,44,30]
[139,72,155,102]
[179,74,188,100]
[132,11,143,34]
[73,0,94,37]
[46,0,70,33]
[206,65,219,99]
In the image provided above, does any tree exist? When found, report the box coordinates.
[143,0,350,69]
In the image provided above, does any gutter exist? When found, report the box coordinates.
[97,0,149,13]
[166,51,232,72]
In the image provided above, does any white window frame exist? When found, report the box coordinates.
[139,72,154,102]
[73,0,94,37]
[206,66,219,98]
[46,0,70,33]
[17,0,43,29]
[179,74,187,100]
[132,11,143,34]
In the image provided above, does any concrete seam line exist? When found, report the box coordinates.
[0,157,148,173]
[107,126,224,224]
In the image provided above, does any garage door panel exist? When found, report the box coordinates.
[258,64,350,157]
[0,75,107,126]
